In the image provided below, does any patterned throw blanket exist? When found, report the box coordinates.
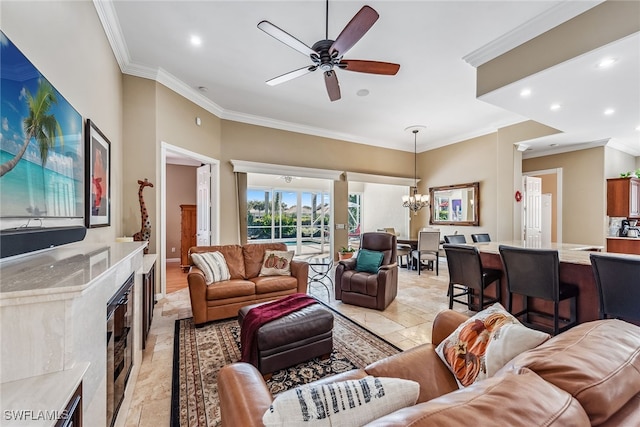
[240,293,318,367]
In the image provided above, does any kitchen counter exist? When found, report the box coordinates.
[474,240,607,266]
[474,240,638,324]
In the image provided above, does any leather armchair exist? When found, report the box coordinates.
[335,232,398,310]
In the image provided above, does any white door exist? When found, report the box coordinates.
[196,164,212,246]
[523,176,542,246]
[541,193,552,245]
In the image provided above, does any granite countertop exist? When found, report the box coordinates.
[474,240,611,265]
[0,241,146,301]
[606,236,640,240]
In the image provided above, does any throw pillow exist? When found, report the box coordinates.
[190,251,231,285]
[263,376,419,427]
[259,250,294,276]
[355,249,384,274]
[435,303,550,388]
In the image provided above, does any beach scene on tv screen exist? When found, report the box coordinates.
[0,31,83,227]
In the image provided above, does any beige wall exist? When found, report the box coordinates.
[477,0,640,96]
[418,133,499,242]
[166,164,198,258]
[122,77,223,252]
[2,0,123,244]
[524,147,606,246]
[219,120,415,249]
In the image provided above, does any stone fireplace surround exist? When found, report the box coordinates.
[0,241,146,426]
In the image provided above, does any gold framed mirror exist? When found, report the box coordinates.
[429,182,479,226]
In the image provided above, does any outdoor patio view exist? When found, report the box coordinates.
[246,189,363,256]
[247,188,331,255]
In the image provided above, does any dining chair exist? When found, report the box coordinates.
[471,233,491,243]
[443,244,501,311]
[383,228,412,268]
[444,234,467,244]
[499,245,578,335]
[590,253,640,321]
[412,231,440,275]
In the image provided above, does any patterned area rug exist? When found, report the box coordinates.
[170,305,401,426]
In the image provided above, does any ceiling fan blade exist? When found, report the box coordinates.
[258,20,316,57]
[266,66,316,86]
[330,6,379,57]
[324,70,341,101]
[339,60,400,75]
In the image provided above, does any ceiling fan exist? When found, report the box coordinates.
[257,1,400,101]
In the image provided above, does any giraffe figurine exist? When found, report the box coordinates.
[133,178,154,254]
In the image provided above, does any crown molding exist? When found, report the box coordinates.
[522,138,608,159]
[92,0,130,71]
[606,139,640,157]
[463,1,603,67]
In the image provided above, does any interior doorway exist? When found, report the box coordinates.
[523,168,563,244]
[160,142,219,296]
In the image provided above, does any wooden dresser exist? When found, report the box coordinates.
[180,204,197,271]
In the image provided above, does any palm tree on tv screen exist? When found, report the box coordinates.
[0,79,63,177]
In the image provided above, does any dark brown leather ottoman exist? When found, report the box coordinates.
[238,299,334,378]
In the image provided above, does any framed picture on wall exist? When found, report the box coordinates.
[85,119,111,228]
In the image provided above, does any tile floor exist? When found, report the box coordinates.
[123,260,471,426]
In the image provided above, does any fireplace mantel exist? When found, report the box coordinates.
[0,241,146,426]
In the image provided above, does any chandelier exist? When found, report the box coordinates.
[402,128,429,214]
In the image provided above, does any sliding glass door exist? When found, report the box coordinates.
[247,188,330,255]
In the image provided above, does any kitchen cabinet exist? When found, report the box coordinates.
[180,204,197,271]
[606,237,640,255]
[607,177,640,218]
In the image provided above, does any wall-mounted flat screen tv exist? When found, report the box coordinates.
[0,31,85,258]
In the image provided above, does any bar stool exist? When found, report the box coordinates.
[443,244,501,311]
[471,233,491,243]
[444,234,466,244]
[499,245,578,335]
[590,253,640,321]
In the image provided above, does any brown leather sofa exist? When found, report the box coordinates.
[187,243,308,325]
[217,310,640,426]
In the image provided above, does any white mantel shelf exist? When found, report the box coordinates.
[0,241,146,305]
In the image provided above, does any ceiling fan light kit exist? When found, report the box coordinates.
[258,1,400,101]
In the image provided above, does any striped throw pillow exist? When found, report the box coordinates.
[191,251,230,284]
[263,376,419,426]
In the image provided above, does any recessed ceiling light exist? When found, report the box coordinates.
[197,86,208,92]
[520,88,532,97]
[604,108,615,116]
[549,143,558,147]
[356,89,370,97]
[190,35,202,46]
[597,58,616,68]
[550,103,561,111]
[636,125,640,131]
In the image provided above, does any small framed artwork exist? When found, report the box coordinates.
[85,119,111,228]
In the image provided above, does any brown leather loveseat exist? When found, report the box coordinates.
[187,242,308,325]
[218,310,640,426]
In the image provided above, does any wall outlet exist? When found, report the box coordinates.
[171,247,176,253]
